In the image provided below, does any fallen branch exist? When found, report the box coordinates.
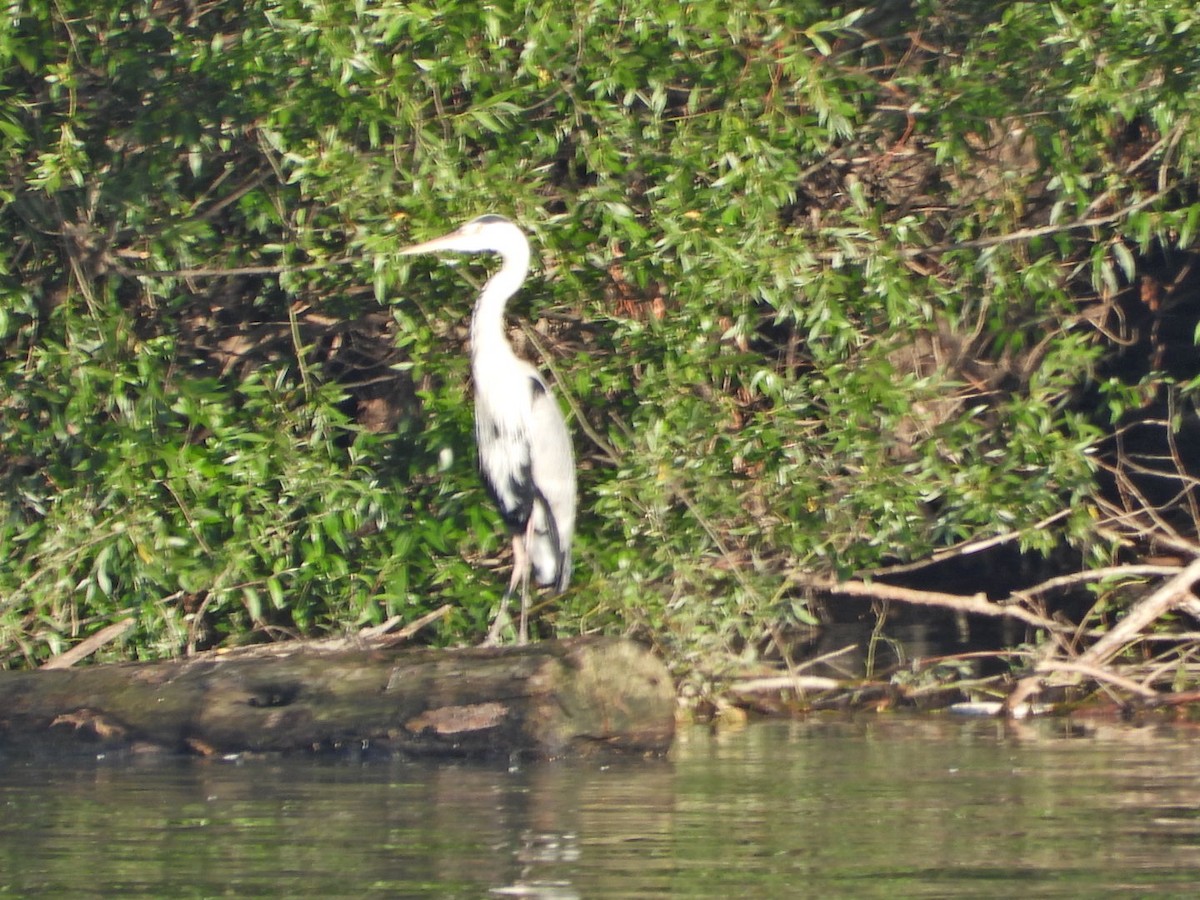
[790,574,1062,632]
[728,674,842,695]
[1035,659,1160,700]
[357,603,453,644]
[1076,556,1200,667]
[40,618,137,670]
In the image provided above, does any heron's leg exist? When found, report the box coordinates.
[504,534,526,602]
[517,576,531,645]
[516,522,535,645]
[484,534,528,646]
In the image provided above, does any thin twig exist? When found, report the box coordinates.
[1167,389,1200,529]
[899,186,1173,258]
[113,256,357,280]
[792,642,860,674]
[869,509,1070,577]
[519,320,620,465]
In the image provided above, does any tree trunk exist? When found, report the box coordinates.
[0,637,675,759]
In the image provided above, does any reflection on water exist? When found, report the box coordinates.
[2,717,1200,897]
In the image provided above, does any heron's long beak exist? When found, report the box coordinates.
[398,231,462,256]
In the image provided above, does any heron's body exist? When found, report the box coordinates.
[472,343,575,592]
[400,215,575,642]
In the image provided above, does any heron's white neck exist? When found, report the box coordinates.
[470,239,531,360]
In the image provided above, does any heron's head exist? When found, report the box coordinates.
[399,214,528,258]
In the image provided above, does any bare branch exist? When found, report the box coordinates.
[1013,564,1185,599]
[900,185,1174,258]
[870,509,1070,577]
[789,574,1063,632]
[40,618,136,670]
[1035,659,1160,699]
[112,256,357,280]
[1077,557,1200,667]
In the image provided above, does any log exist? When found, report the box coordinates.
[0,637,675,759]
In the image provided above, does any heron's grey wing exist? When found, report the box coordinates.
[527,376,576,591]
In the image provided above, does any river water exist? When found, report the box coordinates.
[2,716,1198,897]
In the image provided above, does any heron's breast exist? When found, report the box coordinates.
[473,357,538,431]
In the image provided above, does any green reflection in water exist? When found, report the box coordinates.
[2,718,1199,897]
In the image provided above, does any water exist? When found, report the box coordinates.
[2,717,1199,897]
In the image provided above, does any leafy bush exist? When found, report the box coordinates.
[2,0,1199,669]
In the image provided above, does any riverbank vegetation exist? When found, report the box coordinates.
[3,0,1200,713]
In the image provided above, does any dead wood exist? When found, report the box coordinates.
[791,573,1063,632]
[1073,557,1200,668]
[39,618,137,670]
[782,559,1200,714]
[0,637,675,759]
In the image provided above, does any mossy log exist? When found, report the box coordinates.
[0,637,675,759]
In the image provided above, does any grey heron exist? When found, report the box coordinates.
[399,215,576,644]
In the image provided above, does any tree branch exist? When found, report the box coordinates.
[1076,556,1200,667]
[789,574,1063,632]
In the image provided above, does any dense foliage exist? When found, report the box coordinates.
[2,0,1199,672]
